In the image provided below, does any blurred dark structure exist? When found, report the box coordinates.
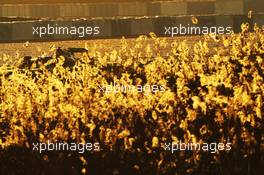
[0,0,263,42]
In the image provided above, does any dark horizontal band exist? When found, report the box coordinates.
[0,0,263,18]
[0,14,263,42]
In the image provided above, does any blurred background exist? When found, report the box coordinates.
[0,0,263,41]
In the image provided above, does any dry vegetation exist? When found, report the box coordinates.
[0,24,264,175]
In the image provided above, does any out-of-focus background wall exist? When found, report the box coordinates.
[0,0,263,18]
[0,0,263,42]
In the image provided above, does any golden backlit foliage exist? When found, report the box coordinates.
[0,23,263,174]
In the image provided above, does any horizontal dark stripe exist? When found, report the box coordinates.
[0,0,174,4]
[0,23,12,40]
[1,14,261,42]
[1,1,263,19]
[187,1,215,15]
